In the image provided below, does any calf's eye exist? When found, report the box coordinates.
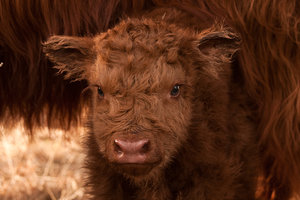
[98,87,104,97]
[170,84,180,97]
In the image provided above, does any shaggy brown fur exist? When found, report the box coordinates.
[0,0,153,130]
[44,9,258,199]
[1,0,299,199]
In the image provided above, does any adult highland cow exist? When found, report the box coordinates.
[0,0,299,199]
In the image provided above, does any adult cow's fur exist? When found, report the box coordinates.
[0,0,299,199]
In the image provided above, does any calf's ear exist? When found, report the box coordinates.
[197,29,240,61]
[43,36,96,81]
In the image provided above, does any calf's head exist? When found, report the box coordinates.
[43,19,239,179]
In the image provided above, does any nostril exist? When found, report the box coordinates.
[141,141,150,153]
[114,140,123,155]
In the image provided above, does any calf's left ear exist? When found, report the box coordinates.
[196,29,240,61]
[43,36,96,81]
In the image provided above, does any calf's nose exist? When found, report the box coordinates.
[113,139,151,164]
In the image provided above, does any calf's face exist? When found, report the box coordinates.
[43,19,238,179]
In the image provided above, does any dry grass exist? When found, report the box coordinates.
[0,124,85,200]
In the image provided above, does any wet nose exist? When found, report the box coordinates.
[113,139,151,164]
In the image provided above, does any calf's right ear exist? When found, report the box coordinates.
[43,36,96,81]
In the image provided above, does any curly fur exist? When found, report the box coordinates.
[1,0,299,199]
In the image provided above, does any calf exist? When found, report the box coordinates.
[44,9,258,200]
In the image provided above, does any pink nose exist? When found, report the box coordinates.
[113,139,151,164]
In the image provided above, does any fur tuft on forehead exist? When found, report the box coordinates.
[90,18,199,96]
[94,18,194,70]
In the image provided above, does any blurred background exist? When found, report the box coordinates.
[0,124,85,200]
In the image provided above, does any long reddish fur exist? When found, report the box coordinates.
[0,0,299,199]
